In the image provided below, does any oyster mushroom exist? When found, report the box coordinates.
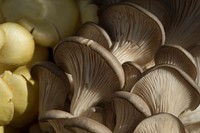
[185,124,200,133]
[133,113,186,133]
[31,61,70,132]
[131,65,200,117]
[0,78,14,125]
[0,0,79,47]
[99,2,165,66]
[64,117,112,133]
[163,0,200,49]
[155,45,197,80]
[53,36,124,116]
[76,22,112,50]
[112,91,150,133]
[122,61,143,91]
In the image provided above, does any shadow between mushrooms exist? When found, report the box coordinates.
[53,36,124,116]
[130,65,200,117]
[99,2,165,66]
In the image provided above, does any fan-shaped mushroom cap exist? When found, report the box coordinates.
[31,61,70,115]
[155,45,197,80]
[76,22,112,50]
[112,91,150,133]
[122,61,143,91]
[131,65,200,117]
[185,124,200,133]
[126,0,171,29]
[0,78,14,125]
[164,0,200,49]
[133,113,186,133]
[53,36,124,116]
[99,2,165,65]
[64,117,112,133]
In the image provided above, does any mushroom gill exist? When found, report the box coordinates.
[163,0,200,49]
[53,36,124,116]
[112,91,150,133]
[155,45,197,80]
[122,61,143,91]
[99,2,165,66]
[76,22,112,50]
[131,65,200,117]
[133,113,186,133]
[31,61,70,132]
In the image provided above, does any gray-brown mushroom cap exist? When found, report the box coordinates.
[133,113,186,133]
[64,117,112,133]
[99,2,165,66]
[131,65,200,117]
[31,61,70,116]
[76,22,112,50]
[53,36,124,116]
[155,45,197,80]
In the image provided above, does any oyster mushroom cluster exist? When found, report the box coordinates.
[30,0,200,133]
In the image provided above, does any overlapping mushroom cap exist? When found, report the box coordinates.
[53,36,124,116]
[99,2,165,66]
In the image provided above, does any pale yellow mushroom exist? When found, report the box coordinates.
[0,78,14,125]
[1,71,38,128]
[0,22,35,67]
[0,0,79,47]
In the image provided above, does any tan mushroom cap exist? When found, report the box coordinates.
[133,113,186,133]
[112,91,150,133]
[155,45,197,80]
[184,124,200,133]
[31,61,70,116]
[131,65,200,117]
[76,22,112,50]
[122,61,143,91]
[99,2,165,65]
[64,117,112,133]
[53,36,124,116]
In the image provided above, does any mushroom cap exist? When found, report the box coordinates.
[53,36,124,116]
[112,91,150,133]
[164,0,200,49]
[76,22,112,50]
[0,78,14,125]
[131,65,200,117]
[1,71,38,127]
[31,61,70,115]
[122,61,143,91]
[133,113,186,133]
[99,2,165,65]
[155,45,197,80]
[64,117,112,133]
[1,0,79,47]
[0,22,35,66]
